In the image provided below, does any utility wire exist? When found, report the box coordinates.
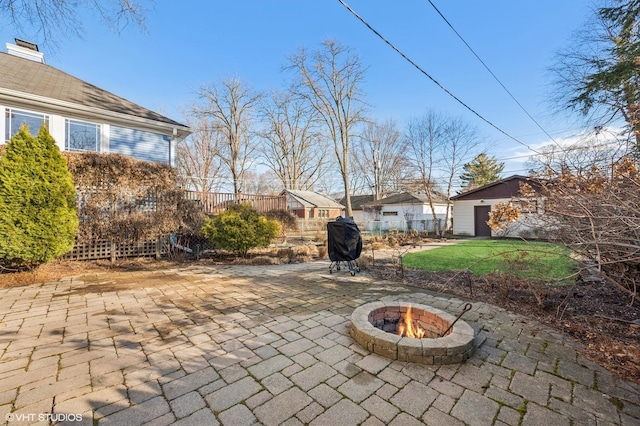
[337,0,545,156]
[426,0,564,152]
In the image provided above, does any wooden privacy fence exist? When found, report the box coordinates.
[183,190,287,215]
[61,190,288,261]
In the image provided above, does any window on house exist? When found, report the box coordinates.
[5,108,49,142]
[382,211,398,216]
[65,119,101,152]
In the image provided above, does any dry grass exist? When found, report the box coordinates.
[0,241,334,289]
[239,256,282,265]
[0,236,410,290]
[0,259,114,288]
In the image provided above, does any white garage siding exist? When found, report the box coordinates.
[453,198,545,238]
[452,199,486,236]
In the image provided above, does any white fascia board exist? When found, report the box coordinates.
[0,88,191,139]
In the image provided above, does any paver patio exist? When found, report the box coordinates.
[0,260,638,425]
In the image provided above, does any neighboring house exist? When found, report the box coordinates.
[338,194,374,225]
[451,175,543,237]
[0,39,190,166]
[362,191,452,233]
[281,189,344,220]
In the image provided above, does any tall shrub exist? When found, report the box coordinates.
[0,124,78,268]
[201,203,281,256]
[64,152,199,245]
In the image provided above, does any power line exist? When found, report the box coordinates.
[336,0,545,157]
[425,0,565,152]
[492,138,625,163]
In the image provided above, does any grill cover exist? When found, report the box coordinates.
[327,217,362,262]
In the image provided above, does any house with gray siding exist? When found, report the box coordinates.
[0,39,190,165]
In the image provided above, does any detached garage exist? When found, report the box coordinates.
[451,175,541,237]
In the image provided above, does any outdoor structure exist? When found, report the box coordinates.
[183,190,287,216]
[362,191,452,234]
[351,301,475,364]
[282,189,344,220]
[338,194,374,226]
[451,175,543,237]
[0,39,190,166]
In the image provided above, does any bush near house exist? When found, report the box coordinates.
[0,124,78,269]
[64,152,200,246]
[265,209,298,242]
[201,203,281,256]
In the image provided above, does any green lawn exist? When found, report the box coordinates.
[402,239,577,282]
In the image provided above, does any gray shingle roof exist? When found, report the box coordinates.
[282,190,344,209]
[365,191,449,206]
[338,194,374,210]
[0,52,186,128]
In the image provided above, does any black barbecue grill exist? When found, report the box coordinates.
[327,216,362,275]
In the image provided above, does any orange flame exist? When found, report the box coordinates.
[397,306,426,338]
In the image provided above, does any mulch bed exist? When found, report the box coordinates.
[369,263,640,384]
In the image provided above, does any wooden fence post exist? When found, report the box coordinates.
[110,240,116,263]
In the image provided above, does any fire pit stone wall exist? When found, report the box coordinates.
[350,301,475,364]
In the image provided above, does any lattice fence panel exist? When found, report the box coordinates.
[62,238,166,261]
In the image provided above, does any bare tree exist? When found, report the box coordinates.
[405,111,482,236]
[439,118,483,235]
[177,115,225,194]
[526,131,631,175]
[286,39,368,218]
[352,119,409,200]
[0,0,151,44]
[194,78,261,196]
[258,90,328,190]
[241,170,281,195]
[405,111,445,235]
[490,155,640,305]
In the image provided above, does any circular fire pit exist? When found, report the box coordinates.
[350,301,475,364]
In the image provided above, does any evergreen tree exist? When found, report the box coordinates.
[0,124,78,268]
[552,0,640,156]
[459,153,504,190]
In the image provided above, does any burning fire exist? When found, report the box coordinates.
[397,305,426,338]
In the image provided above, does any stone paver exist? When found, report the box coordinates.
[0,258,638,425]
[253,387,312,426]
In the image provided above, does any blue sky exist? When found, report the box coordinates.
[1,0,596,176]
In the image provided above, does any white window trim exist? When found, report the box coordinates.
[5,107,50,143]
[64,118,102,153]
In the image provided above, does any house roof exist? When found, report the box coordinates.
[338,194,375,210]
[0,52,189,135]
[364,191,449,206]
[450,175,540,201]
[282,190,344,209]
